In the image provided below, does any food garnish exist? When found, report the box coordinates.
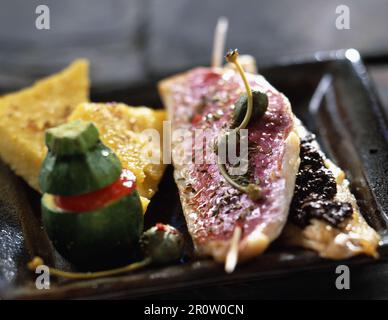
[140,223,184,265]
[28,224,184,279]
[40,120,144,267]
[230,90,268,129]
[215,49,268,200]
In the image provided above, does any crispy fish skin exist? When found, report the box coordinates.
[159,67,300,263]
[282,119,380,259]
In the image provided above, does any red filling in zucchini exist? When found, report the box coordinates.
[54,169,136,212]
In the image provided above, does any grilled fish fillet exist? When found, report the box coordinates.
[232,56,380,259]
[282,119,380,259]
[0,60,89,191]
[159,67,300,263]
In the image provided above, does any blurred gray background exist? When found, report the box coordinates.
[1,0,388,91]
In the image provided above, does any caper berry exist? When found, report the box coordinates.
[140,224,184,265]
[231,90,268,129]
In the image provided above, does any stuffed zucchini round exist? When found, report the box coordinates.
[42,190,143,267]
[40,120,144,268]
[39,120,122,196]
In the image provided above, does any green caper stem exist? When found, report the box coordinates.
[225,49,253,131]
[217,161,260,200]
[217,49,260,200]
[28,256,152,280]
[217,162,248,193]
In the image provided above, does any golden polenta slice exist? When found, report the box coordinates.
[69,102,166,211]
[0,60,89,191]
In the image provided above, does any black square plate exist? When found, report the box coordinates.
[1,49,387,299]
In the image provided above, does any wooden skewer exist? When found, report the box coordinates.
[225,226,242,273]
[211,17,229,68]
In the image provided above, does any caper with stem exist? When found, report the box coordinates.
[215,49,267,200]
[231,90,268,129]
[27,223,184,280]
[140,223,184,265]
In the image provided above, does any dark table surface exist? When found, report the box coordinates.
[141,261,388,300]
[1,0,388,299]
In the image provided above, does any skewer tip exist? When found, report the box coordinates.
[225,226,242,273]
[211,17,229,68]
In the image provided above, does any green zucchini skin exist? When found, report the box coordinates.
[42,191,143,268]
[39,142,122,196]
[45,120,100,156]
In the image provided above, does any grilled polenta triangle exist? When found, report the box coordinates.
[69,102,166,211]
[0,60,89,191]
